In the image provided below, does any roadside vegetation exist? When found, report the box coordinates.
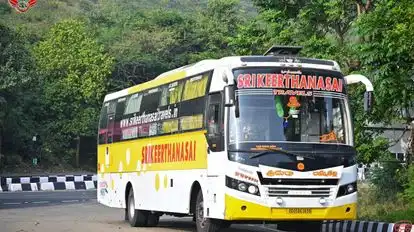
[0,0,413,222]
[358,161,414,222]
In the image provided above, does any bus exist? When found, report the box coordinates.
[97,46,374,232]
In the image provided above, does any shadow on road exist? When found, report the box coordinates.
[158,219,276,232]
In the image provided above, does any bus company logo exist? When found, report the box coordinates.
[312,170,338,177]
[297,162,305,171]
[266,169,294,177]
[8,0,37,13]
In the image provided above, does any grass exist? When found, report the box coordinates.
[357,181,414,223]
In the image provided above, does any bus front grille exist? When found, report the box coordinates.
[265,186,334,198]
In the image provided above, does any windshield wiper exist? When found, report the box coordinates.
[249,147,315,160]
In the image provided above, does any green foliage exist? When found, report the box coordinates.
[369,159,407,200]
[358,182,414,222]
[403,165,414,207]
[34,19,114,104]
[0,24,32,92]
[0,23,39,162]
[355,0,414,124]
[31,19,114,162]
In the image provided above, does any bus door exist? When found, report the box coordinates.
[206,91,225,176]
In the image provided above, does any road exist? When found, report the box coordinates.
[0,190,96,209]
[0,190,280,232]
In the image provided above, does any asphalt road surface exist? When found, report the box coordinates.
[0,190,96,209]
[0,190,281,232]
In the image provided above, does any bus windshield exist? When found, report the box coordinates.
[229,67,350,145]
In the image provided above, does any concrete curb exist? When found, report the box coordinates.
[0,181,97,192]
[323,220,395,232]
[0,174,97,185]
[0,174,98,192]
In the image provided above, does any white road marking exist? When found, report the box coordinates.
[33,201,50,204]
[3,202,21,205]
[61,200,79,203]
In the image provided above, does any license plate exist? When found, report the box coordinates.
[287,208,312,214]
[287,190,312,195]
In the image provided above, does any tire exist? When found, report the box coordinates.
[221,221,231,229]
[277,221,322,232]
[127,188,148,227]
[147,213,160,227]
[195,190,222,232]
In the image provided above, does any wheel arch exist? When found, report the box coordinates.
[125,181,133,207]
[189,181,202,214]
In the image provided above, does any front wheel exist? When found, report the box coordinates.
[195,190,222,232]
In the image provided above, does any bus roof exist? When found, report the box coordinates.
[103,55,341,103]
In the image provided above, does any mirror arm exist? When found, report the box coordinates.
[344,74,374,92]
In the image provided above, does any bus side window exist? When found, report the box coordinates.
[206,92,224,152]
[98,103,109,145]
[113,97,126,142]
[106,101,117,144]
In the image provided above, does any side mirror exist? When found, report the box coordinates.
[224,85,235,107]
[364,91,374,113]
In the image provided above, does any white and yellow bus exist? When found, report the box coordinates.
[97,46,374,232]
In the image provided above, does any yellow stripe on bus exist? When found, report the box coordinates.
[97,130,208,174]
[127,70,187,95]
[224,194,357,220]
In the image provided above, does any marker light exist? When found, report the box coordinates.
[238,183,247,192]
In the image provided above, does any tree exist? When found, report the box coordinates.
[0,24,35,165]
[33,19,114,162]
[355,0,414,163]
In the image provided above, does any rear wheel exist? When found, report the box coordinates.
[127,188,148,227]
[147,213,160,227]
[195,190,222,232]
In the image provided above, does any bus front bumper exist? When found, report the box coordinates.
[224,194,357,221]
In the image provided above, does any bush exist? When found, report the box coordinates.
[357,182,412,222]
[369,156,407,200]
[404,164,414,207]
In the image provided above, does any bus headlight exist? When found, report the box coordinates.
[226,176,260,196]
[248,185,258,194]
[337,181,357,198]
[346,184,355,193]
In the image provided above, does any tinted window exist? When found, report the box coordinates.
[124,93,142,115]
[182,73,209,101]
[179,71,212,132]
[141,88,162,112]
[160,81,184,106]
